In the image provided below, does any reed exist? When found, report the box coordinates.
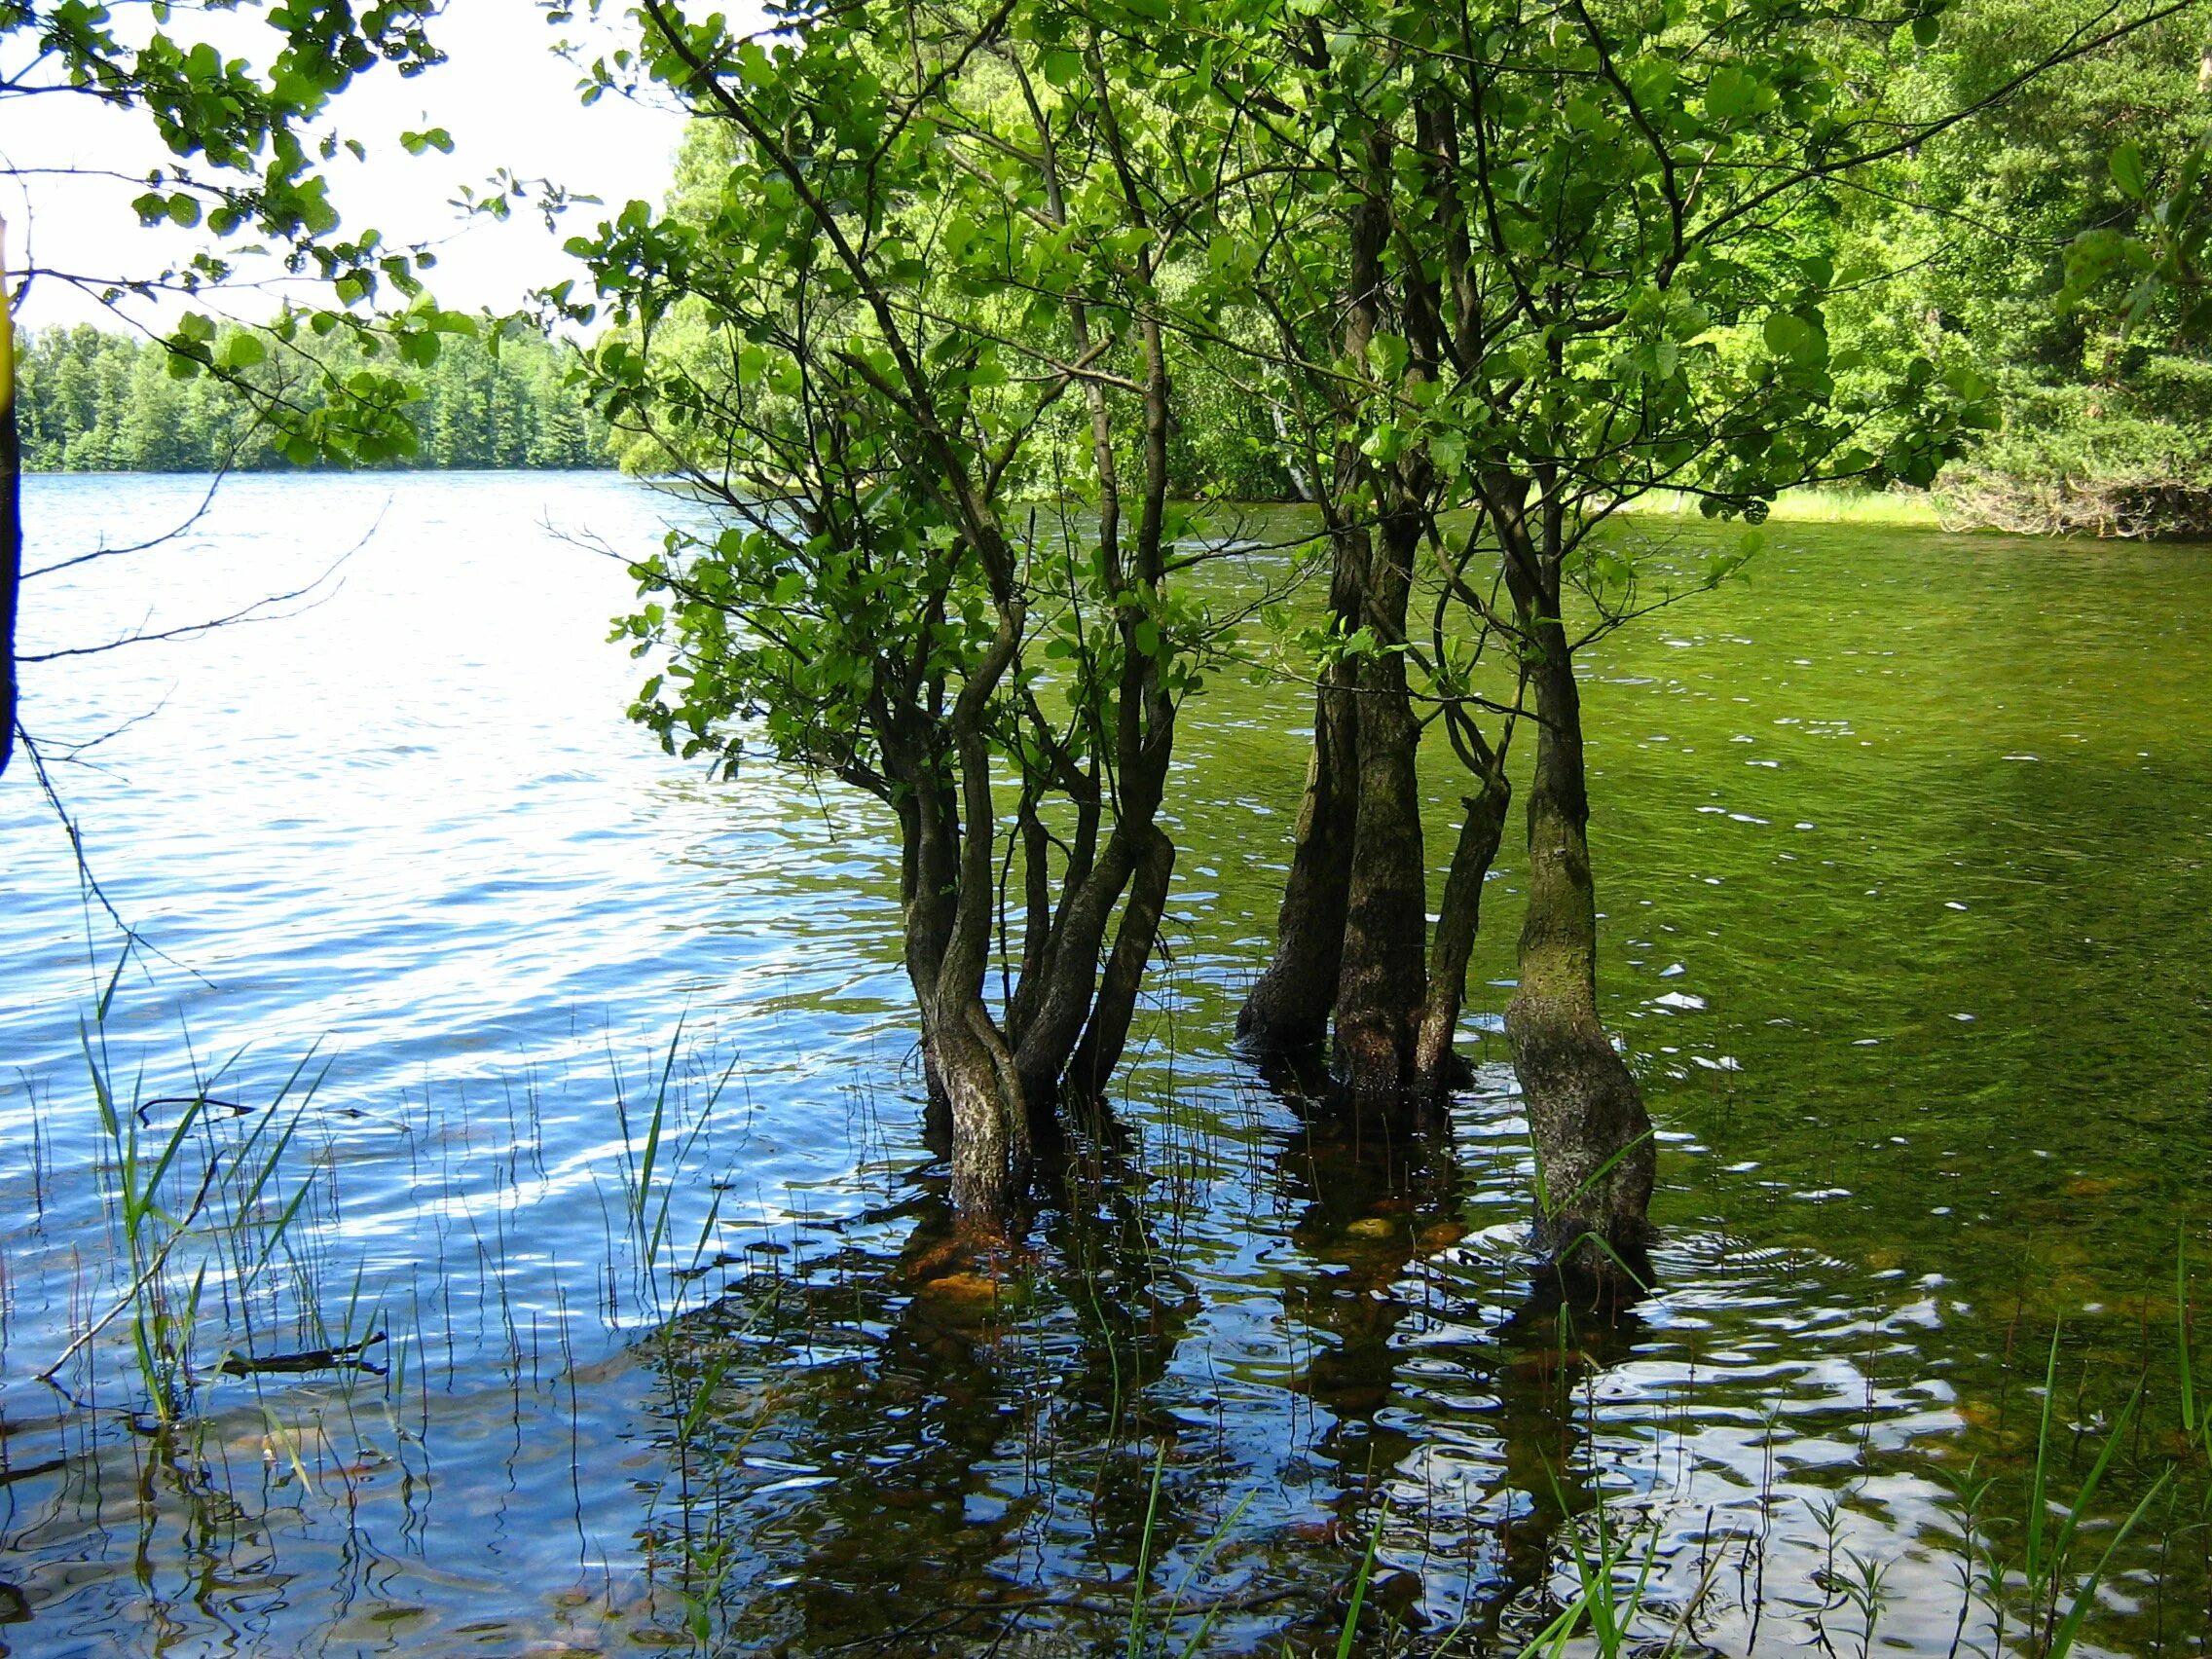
[46,979,332,1424]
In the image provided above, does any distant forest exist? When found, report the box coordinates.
[18,323,614,472]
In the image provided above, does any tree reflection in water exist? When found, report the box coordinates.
[629,1109,1218,1654]
[629,1054,1668,1657]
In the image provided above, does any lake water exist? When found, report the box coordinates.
[3,472,2209,1657]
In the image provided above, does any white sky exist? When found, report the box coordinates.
[5,0,710,334]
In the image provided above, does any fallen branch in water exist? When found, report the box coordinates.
[216,1331,387,1377]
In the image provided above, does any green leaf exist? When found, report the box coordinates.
[1359,424,1404,463]
[1762,311,1827,367]
[2110,141,2147,202]
[1705,66,1759,122]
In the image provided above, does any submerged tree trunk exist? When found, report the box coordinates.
[1241,129,1393,1061]
[1236,563,1360,1054]
[1332,518,1430,1096]
[1066,824,1174,1095]
[1415,770,1512,1096]
[1506,630,1653,1282]
[924,999,1029,1231]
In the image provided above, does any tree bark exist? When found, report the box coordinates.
[1236,638,1358,1053]
[1414,770,1511,1096]
[1507,628,1653,1283]
[1066,823,1174,1094]
[1332,519,1429,1096]
[925,1000,1028,1233]
[1239,123,1393,1058]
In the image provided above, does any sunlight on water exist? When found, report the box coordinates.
[3,474,2210,1656]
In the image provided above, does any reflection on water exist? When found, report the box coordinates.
[3,474,2210,1655]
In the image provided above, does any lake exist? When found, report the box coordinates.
[3,471,2209,1657]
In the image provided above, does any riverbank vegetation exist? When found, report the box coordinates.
[562,0,2200,1284]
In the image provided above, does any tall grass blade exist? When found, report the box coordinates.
[1125,1439,1169,1659]
[2045,1470,2170,1659]
[1333,1496,1387,1659]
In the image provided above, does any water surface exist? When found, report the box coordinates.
[3,473,2208,1656]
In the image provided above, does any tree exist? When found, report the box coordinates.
[565,0,2184,1274]
[568,0,1272,1233]
[2056,21,2212,351]
[1212,0,2183,1283]
[1827,0,2212,535]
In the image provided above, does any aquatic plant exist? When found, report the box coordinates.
[44,974,336,1424]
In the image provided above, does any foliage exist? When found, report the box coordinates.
[17,321,614,472]
[563,0,1280,1217]
[1936,367,2212,535]
[1827,0,2212,535]
[0,0,467,463]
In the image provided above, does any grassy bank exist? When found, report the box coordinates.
[1619,486,1945,529]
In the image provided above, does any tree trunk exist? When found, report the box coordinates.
[1,216,19,778]
[1237,675,1357,1052]
[1067,823,1174,1094]
[1507,633,1654,1284]
[925,1000,1029,1234]
[1236,573,1359,1054]
[1331,525,1428,1094]
[1011,831,1136,1105]
[1414,771,1511,1096]
[1240,125,1391,1058]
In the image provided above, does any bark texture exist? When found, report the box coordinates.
[1331,518,1430,1096]
[1067,825,1175,1095]
[1236,539,1361,1055]
[1241,130,1437,1088]
[1506,630,1653,1281]
[926,1003,1028,1230]
[1414,771,1511,1095]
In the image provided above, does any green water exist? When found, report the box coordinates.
[640,517,2212,1654]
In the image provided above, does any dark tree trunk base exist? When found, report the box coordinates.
[1502,593,1655,1293]
[928,1013,1031,1237]
[1508,997,1656,1286]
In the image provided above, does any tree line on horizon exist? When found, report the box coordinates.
[15,322,614,474]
